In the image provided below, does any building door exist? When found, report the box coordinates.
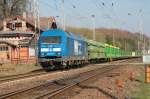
[11,47,29,64]
[0,45,9,63]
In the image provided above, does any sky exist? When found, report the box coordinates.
[38,0,150,36]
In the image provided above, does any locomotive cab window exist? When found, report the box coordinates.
[41,36,61,44]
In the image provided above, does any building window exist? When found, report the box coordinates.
[6,23,12,28]
[0,46,8,51]
[16,23,22,27]
[6,22,22,31]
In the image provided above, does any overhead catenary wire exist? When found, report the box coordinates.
[38,0,101,30]
[91,0,117,45]
[55,0,94,29]
[39,0,56,10]
[64,0,93,28]
[90,0,115,29]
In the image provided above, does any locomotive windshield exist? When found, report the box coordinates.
[41,36,61,44]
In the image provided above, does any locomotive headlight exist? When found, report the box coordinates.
[53,48,61,52]
[41,48,49,52]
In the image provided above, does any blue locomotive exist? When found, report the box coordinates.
[38,29,88,70]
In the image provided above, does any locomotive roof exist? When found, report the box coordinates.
[41,29,67,36]
[41,29,86,41]
[87,39,105,47]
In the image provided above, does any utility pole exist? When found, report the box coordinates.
[125,40,126,51]
[33,0,40,36]
[91,14,96,40]
[149,39,150,54]
[138,40,140,51]
[33,0,40,65]
[113,31,115,46]
[138,9,145,53]
[110,2,115,46]
[61,0,65,30]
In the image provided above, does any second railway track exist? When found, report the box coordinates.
[0,69,47,83]
[0,64,122,99]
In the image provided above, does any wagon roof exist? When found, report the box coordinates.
[87,39,105,47]
[104,43,120,49]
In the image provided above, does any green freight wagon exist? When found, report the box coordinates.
[87,40,105,62]
[132,51,142,57]
[87,39,142,62]
[104,44,120,58]
[104,44,112,58]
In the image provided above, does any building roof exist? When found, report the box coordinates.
[0,31,34,37]
[1,16,55,32]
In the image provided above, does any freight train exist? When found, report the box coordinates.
[38,29,142,70]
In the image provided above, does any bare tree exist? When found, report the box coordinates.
[0,0,28,19]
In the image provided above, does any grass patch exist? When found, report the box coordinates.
[131,72,150,99]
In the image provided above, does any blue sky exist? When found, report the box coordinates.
[39,0,150,36]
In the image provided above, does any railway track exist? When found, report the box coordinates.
[0,57,139,83]
[108,57,141,64]
[0,63,121,99]
[0,69,47,83]
[39,65,120,99]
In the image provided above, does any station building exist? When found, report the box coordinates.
[0,13,54,64]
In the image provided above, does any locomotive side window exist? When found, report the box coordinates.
[41,36,61,44]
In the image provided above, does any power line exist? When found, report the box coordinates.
[56,0,93,29]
